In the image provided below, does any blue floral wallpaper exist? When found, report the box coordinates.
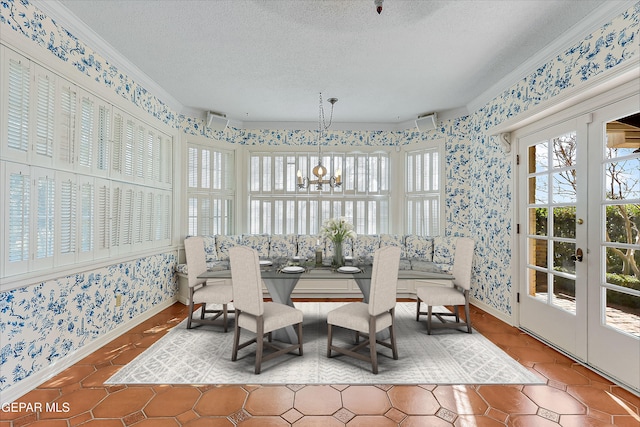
[0,0,638,395]
[0,252,177,392]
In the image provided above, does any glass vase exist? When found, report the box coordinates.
[333,240,344,268]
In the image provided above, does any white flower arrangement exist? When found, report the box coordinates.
[320,217,356,243]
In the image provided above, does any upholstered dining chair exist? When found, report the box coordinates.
[326,246,401,374]
[416,237,475,334]
[229,246,304,374]
[184,236,234,331]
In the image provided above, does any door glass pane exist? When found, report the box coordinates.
[552,132,577,169]
[606,204,640,244]
[605,158,640,200]
[605,288,640,338]
[554,241,576,274]
[528,268,548,299]
[528,142,548,173]
[552,170,576,203]
[553,275,576,314]
[553,206,576,238]
[528,238,547,268]
[529,175,548,204]
[529,208,547,235]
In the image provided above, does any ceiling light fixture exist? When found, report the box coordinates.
[297,93,341,191]
[374,0,383,14]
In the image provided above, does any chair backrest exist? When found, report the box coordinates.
[368,246,401,316]
[452,237,474,291]
[184,236,207,288]
[229,246,264,316]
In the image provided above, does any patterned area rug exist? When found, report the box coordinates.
[106,302,543,385]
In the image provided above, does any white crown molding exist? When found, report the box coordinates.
[466,0,635,114]
[32,0,185,115]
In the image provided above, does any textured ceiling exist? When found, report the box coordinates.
[50,0,614,129]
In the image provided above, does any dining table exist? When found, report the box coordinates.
[199,258,454,343]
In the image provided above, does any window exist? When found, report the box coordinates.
[249,151,390,235]
[186,144,235,236]
[0,46,173,281]
[406,145,443,236]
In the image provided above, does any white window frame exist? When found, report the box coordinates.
[0,45,173,283]
[248,149,391,235]
[186,142,235,236]
[404,141,445,236]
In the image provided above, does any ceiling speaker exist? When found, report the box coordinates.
[415,113,437,132]
[207,111,229,131]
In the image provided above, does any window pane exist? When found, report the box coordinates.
[201,149,210,189]
[605,288,639,338]
[36,174,55,259]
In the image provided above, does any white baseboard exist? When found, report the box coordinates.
[470,297,517,327]
[1,297,178,404]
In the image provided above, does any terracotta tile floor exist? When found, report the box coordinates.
[1,302,639,426]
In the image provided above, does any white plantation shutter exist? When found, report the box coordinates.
[157,193,167,241]
[96,104,110,174]
[78,94,94,171]
[186,144,234,235]
[145,192,154,243]
[146,131,154,182]
[161,135,172,186]
[34,168,55,269]
[163,193,171,241]
[152,133,161,182]
[406,147,442,236]
[4,50,30,161]
[136,125,145,180]
[5,164,30,274]
[57,172,77,265]
[124,119,135,177]
[121,187,134,247]
[112,110,123,177]
[80,179,95,257]
[248,151,389,234]
[133,190,144,245]
[188,147,198,188]
[199,196,212,235]
[95,180,111,258]
[34,65,55,164]
[57,80,77,168]
[1,50,174,278]
[111,185,122,249]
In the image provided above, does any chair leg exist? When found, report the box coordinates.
[255,317,264,374]
[222,304,228,333]
[369,317,378,374]
[297,322,304,356]
[464,302,472,334]
[389,310,398,360]
[200,303,206,319]
[231,310,241,361]
[187,293,196,329]
[327,324,333,357]
[454,305,460,323]
[427,305,433,335]
[416,298,421,321]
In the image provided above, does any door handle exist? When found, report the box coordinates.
[571,248,584,262]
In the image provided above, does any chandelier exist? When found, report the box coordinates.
[297,93,342,190]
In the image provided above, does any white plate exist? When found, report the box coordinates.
[281,266,305,274]
[344,256,353,261]
[292,256,305,261]
[337,266,361,274]
[259,260,273,266]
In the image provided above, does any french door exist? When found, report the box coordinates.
[518,88,639,392]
